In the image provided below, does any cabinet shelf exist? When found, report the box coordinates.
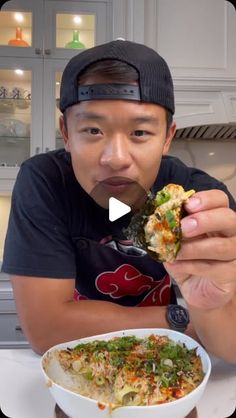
[0,136,30,142]
[0,98,31,113]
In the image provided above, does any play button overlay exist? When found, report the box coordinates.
[109,197,131,222]
[90,176,147,220]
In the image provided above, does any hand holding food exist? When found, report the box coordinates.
[164,189,236,309]
[126,186,236,310]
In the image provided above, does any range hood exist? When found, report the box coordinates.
[172,82,236,141]
[174,123,236,141]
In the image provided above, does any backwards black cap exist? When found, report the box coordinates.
[59,40,175,115]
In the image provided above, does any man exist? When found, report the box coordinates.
[2,40,236,361]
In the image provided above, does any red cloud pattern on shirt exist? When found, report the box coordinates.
[137,274,171,306]
[73,288,88,301]
[95,264,171,306]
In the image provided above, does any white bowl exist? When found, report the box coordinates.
[41,329,211,418]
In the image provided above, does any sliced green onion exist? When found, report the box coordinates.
[165,210,176,229]
[95,375,106,386]
[155,190,171,206]
[85,368,93,380]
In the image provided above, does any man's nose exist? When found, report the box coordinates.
[100,134,132,170]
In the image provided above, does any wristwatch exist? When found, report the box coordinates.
[166,304,190,333]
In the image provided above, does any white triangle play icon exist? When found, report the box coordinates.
[109,197,131,222]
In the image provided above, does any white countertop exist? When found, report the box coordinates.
[0,348,236,418]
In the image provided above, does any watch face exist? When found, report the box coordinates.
[168,305,189,327]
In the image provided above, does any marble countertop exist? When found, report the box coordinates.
[0,348,236,418]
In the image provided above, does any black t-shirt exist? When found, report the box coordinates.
[2,149,235,307]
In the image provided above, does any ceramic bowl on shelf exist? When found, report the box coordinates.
[13,120,30,137]
[2,119,30,138]
[0,99,15,113]
[41,328,211,418]
[15,99,31,110]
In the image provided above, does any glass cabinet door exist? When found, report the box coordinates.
[0,0,43,58]
[0,57,43,176]
[0,10,32,47]
[56,13,95,50]
[44,0,109,59]
[0,68,31,167]
[55,71,64,150]
[41,59,66,153]
[1,0,109,59]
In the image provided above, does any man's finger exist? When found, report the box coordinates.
[184,189,229,213]
[176,236,236,261]
[180,207,236,238]
[164,259,236,285]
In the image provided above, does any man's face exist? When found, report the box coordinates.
[60,99,176,208]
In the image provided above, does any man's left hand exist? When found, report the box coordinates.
[164,189,236,309]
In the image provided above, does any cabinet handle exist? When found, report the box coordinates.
[15,325,22,332]
[35,146,40,154]
[0,163,19,167]
[44,48,51,55]
[35,48,42,55]
[45,147,50,152]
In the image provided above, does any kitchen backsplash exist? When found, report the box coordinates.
[170,140,236,199]
[0,140,235,261]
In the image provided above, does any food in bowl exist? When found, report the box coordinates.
[41,328,211,418]
[124,184,195,262]
[53,334,203,408]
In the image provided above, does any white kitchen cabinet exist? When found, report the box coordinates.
[0,270,29,347]
[112,0,236,128]
[0,0,110,193]
[0,0,43,58]
[0,0,110,58]
[153,0,236,80]
[147,0,236,127]
[117,0,236,81]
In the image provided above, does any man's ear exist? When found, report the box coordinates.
[59,115,70,151]
[163,121,176,155]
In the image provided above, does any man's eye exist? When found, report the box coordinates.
[133,130,148,137]
[86,127,101,135]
